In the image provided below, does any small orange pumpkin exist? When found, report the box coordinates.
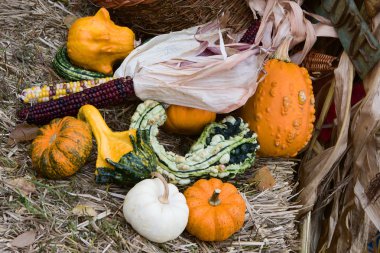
[163,105,216,135]
[67,8,135,75]
[239,37,315,157]
[31,117,93,179]
[184,178,246,241]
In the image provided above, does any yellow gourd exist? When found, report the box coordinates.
[77,104,136,169]
[67,8,135,75]
[239,37,315,157]
[163,105,216,135]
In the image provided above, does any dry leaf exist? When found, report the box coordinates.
[249,166,276,191]
[298,53,354,213]
[6,178,36,195]
[63,15,77,29]
[72,204,97,217]
[10,230,36,248]
[350,38,380,230]
[247,0,337,64]
[8,122,39,145]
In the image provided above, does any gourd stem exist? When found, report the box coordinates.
[209,189,221,206]
[152,172,169,204]
[272,36,293,62]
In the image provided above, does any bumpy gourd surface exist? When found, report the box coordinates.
[97,100,259,186]
[31,117,92,179]
[240,59,315,157]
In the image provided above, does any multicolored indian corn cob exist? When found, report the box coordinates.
[239,19,261,44]
[20,77,115,104]
[17,77,136,125]
[198,20,261,57]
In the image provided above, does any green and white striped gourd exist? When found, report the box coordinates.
[53,46,110,81]
[97,100,259,185]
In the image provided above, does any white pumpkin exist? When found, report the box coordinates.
[123,172,189,243]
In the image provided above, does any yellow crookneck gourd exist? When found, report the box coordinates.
[67,8,135,75]
[77,104,136,170]
[239,37,315,157]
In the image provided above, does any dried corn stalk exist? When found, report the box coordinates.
[302,17,380,253]
[298,52,353,213]
[350,15,380,232]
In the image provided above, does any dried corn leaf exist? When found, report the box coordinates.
[298,53,353,213]
[349,21,380,228]
[247,0,337,64]
[323,20,380,252]
[365,0,380,18]
[115,22,266,113]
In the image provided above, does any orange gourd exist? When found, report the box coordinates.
[239,37,315,157]
[31,117,92,179]
[184,178,246,241]
[163,105,216,135]
[67,8,135,75]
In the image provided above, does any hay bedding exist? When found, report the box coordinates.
[0,1,301,252]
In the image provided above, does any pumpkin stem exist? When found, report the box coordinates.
[151,172,170,204]
[209,189,221,206]
[272,36,293,62]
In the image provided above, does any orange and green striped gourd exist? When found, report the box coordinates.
[31,117,93,179]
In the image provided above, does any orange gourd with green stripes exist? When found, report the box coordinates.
[31,116,93,179]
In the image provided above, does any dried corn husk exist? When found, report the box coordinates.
[298,52,354,213]
[365,0,380,18]
[114,0,335,113]
[350,14,380,231]
[114,22,266,113]
[304,15,380,253]
[247,0,337,64]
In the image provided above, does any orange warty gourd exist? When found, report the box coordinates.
[184,178,246,241]
[67,8,135,75]
[163,105,216,135]
[239,37,315,157]
[31,117,93,179]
